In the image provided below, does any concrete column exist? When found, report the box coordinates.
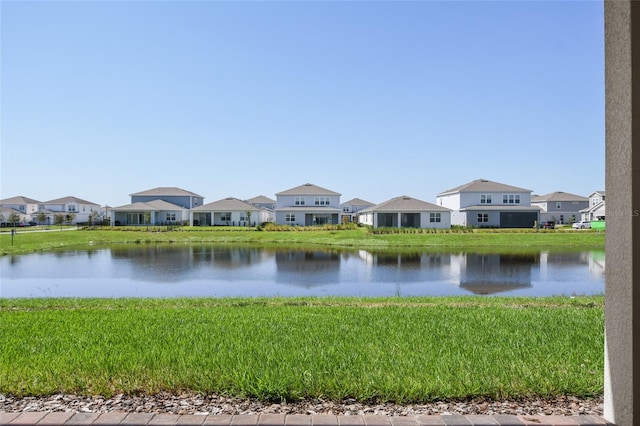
[604,1,640,424]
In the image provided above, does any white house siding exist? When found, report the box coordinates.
[450,210,468,226]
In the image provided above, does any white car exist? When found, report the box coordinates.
[572,220,591,229]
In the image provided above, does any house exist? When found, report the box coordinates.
[274,183,342,226]
[580,191,606,222]
[130,187,204,209]
[245,195,276,211]
[340,198,375,223]
[191,197,274,226]
[0,196,41,221]
[358,195,452,229]
[531,191,589,224]
[111,200,188,226]
[36,196,101,224]
[0,206,31,227]
[436,178,540,228]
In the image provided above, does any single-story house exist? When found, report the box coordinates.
[190,197,274,226]
[358,195,452,229]
[111,200,188,226]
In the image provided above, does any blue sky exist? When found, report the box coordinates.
[1,1,604,208]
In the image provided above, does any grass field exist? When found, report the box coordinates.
[0,226,605,256]
[0,297,604,402]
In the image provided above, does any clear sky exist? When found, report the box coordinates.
[1,0,604,208]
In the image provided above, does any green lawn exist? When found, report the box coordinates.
[0,297,604,402]
[0,226,605,256]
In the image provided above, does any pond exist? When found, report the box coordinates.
[0,246,605,298]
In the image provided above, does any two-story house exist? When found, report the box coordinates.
[245,195,276,211]
[580,191,606,222]
[37,196,101,224]
[340,198,375,223]
[111,187,203,226]
[531,191,589,224]
[358,195,452,229]
[0,196,40,223]
[274,183,341,226]
[436,179,540,228]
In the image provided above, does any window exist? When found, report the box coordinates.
[478,213,489,223]
[285,213,295,222]
[342,206,350,212]
[220,212,231,221]
[68,205,77,212]
[315,197,330,206]
[480,194,492,204]
[166,213,176,221]
[430,212,441,223]
[556,202,562,209]
[240,212,246,221]
[503,194,520,204]
[294,197,305,206]
[19,205,25,211]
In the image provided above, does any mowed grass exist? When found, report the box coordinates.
[0,297,604,402]
[0,227,604,255]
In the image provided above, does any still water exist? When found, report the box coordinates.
[0,246,605,298]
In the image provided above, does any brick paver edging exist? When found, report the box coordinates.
[0,413,614,426]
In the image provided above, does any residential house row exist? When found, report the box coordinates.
[0,179,605,229]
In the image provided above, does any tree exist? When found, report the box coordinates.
[37,211,48,226]
[8,212,20,227]
[88,211,99,226]
[54,214,65,227]
[65,213,76,226]
[245,210,252,227]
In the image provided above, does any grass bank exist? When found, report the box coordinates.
[0,297,604,402]
[0,227,604,255]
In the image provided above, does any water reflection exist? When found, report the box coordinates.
[0,246,605,298]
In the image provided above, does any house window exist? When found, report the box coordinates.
[556,202,562,209]
[240,212,246,221]
[285,213,295,223]
[480,194,492,204]
[342,206,350,212]
[68,205,77,212]
[478,213,489,223]
[166,213,176,221]
[315,197,330,206]
[19,205,25,211]
[294,197,305,206]
[503,194,520,204]
[220,212,231,221]
[430,213,441,223]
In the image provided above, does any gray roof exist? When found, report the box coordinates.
[193,197,258,212]
[0,196,41,205]
[438,179,532,195]
[130,187,204,198]
[276,183,341,197]
[245,195,276,204]
[43,196,100,206]
[113,200,186,211]
[531,191,588,202]
[341,198,375,206]
[361,196,451,213]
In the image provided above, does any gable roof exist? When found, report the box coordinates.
[362,196,451,213]
[44,196,100,206]
[193,197,258,212]
[130,187,204,198]
[276,183,341,197]
[0,196,41,205]
[245,195,276,204]
[341,198,375,206]
[531,191,588,202]
[438,179,532,196]
[113,200,186,211]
